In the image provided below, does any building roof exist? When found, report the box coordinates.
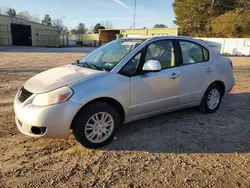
[0,14,58,29]
[99,28,178,31]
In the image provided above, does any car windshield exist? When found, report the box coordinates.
[77,39,145,71]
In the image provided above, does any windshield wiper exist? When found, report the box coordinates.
[81,62,92,68]
[81,62,108,71]
[73,61,109,71]
[88,63,108,71]
[73,61,92,69]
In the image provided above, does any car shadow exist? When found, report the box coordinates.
[102,93,250,153]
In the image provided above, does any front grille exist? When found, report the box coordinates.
[18,87,33,103]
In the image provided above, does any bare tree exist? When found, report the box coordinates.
[17,11,32,20]
[1,8,40,22]
[52,18,68,34]
[16,11,41,23]
[52,18,63,32]
[101,20,113,29]
[3,7,10,15]
[88,25,94,33]
[16,11,40,23]
[31,14,40,23]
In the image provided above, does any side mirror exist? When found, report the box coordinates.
[142,60,162,72]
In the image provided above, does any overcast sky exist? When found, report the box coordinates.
[0,0,176,30]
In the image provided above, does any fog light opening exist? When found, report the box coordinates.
[31,127,46,135]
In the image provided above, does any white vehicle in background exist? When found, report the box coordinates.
[14,36,235,149]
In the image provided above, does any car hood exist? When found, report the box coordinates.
[24,64,106,93]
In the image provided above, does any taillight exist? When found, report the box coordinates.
[230,61,233,69]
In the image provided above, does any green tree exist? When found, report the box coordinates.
[70,29,77,35]
[6,8,16,16]
[93,23,105,33]
[173,0,211,36]
[236,0,250,12]
[211,10,250,37]
[42,14,52,26]
[153,24,168,28]
[209,0,237,17]
[173,0,250,37]
[242,11,250,37]
[70,23,88,35]
[76,23,88,34]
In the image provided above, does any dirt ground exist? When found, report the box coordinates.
[0,52,250,188]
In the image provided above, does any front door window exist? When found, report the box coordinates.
[145,40,175,69]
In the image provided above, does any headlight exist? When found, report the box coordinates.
[32,86,73,106]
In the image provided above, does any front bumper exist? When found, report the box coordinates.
[14,95,82,138]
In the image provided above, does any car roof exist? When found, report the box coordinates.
[123,35,213,53]
[125,35,193,40]
[124,36,205,44]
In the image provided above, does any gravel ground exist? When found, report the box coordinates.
[0,52,250,188]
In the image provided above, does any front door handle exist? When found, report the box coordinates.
[170,73,180,80]
[205,68,213,73]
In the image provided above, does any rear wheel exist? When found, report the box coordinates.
[199,84,223,113]
[72,102,120,149]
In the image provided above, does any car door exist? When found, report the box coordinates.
[123,40,181,118]
[178,40,214,105]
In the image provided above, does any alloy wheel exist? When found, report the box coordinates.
[84,112,114,144]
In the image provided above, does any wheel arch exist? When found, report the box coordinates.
[199,80,226,105]
[70,97,126,129]
[210,80,226,96]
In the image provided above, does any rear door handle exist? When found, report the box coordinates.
[170,73,180,80]
[205,68,213,73]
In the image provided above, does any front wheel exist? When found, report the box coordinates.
[199,84,223,113]
[72,102,120,149]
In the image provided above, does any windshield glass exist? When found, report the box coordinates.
[78,39,145,71]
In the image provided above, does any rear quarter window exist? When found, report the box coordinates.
[202,47,209,61]
[179,40,210,65]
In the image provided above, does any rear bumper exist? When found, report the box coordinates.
[14,96,82,138]
[226,77,235,94]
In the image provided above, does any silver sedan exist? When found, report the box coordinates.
[14,36,235,148]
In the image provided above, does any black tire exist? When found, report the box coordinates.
[72,102,120,149]
[199,83,223,113]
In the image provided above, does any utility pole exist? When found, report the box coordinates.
[133,0,136,29]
